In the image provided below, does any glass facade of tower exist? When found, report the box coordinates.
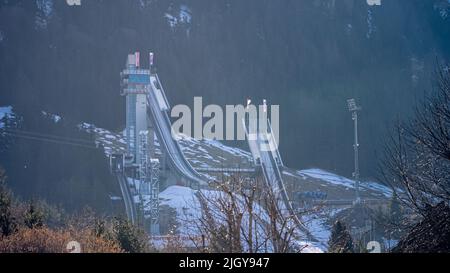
[121,53,151,164]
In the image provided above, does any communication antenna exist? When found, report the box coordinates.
[135,52,140,68]
[149,52,154,71]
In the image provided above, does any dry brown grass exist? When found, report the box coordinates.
[0,227,122,253]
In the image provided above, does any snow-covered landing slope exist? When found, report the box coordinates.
[158,185,324,253]
[80,124,393,251]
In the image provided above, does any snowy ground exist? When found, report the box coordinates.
[0,106,13,129]
[84,124,392,199]
[78,123,393,252]
[158,185,324,253]
[41,111,61,123]
[298,168,393,198]
[82,125,254,176]
[1,111,394,251]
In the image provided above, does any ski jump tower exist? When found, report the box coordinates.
[121,52,154,163]
[120,52,160,235]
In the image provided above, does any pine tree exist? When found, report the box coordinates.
[0,167,17,236]
[328,220,354,253]
[24,201,45,229]
[93,219,107,238]
[113,218,149,253]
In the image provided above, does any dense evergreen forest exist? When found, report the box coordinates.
[0,0,449,210]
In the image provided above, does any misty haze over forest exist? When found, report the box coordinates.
[0,0,449,211]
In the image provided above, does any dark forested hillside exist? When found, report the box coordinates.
[0,0,449,210]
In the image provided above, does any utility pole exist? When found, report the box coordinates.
[347,98,362,202]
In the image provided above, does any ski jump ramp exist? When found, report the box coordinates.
[127,71,317,242]
[146,74,206,189]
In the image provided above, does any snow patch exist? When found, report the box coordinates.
[165,4,192,31]
[179,5,192,24]
[41,111,61,123]
[35,0,54,30]
[159,185,323,253]
[299,168,392,197]
[366,9,376,39]
[434,0,450,19]
[0,106,13,129]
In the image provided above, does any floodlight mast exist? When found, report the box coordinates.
[245,98,251,125]
[347,99,362,202]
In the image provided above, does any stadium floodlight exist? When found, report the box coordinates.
[347,98,362,202]
[347,98,361,112]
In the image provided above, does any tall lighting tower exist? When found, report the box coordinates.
[347,98,362,202]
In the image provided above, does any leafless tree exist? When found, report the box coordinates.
[182,174,311,253]
[381,64,450,214]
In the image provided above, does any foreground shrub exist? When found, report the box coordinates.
[112,218,150,253]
